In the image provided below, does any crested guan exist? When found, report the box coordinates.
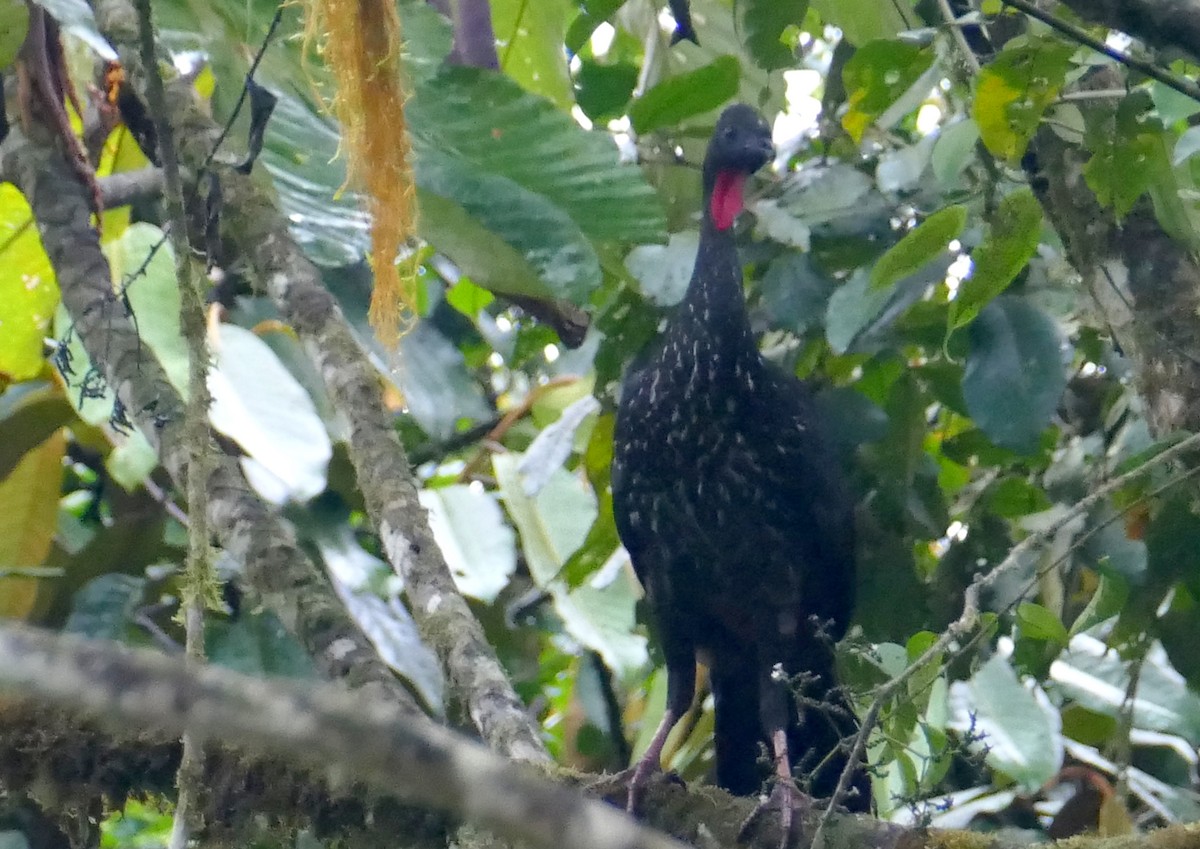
[612,104,868,825]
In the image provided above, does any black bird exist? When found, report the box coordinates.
[667,0,698,45]
[612,104,867,830]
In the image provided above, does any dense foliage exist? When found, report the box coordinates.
[4,0,1200,843]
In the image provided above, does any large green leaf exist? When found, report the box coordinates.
[811,0,915,46]
[419,484,517,603]
[962,297,1069,454]
[207,610,318,679]
[208,324,332,504]
[870,204,966,290]
[157,1,665,301]
[952,189,1043,328]
[628,55,740,133]
[492,0,574,107]
[973,38,1073,162]
[416,147,601,303]
[669,0,787,114]
[1083,91,1170,219]
[0,185,59,381]
[1051,633,1200,744]
[948,654,1063,790]
[493,453,646,675]
[575,59,640,122]
[0,383,74,481]
[409,65,666,245]
[842,40,934,143]
[63,574,145,640]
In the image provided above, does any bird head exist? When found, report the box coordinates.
[703,104,774,231]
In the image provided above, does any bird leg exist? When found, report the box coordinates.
[625,706,679,814]
[737,726,806,849]
[625,644,695,815]
[738,663,807,849]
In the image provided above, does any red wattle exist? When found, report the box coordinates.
[710,170,747,231]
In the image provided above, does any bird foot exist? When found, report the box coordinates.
[738,780,809,849]
[620,759,686,817]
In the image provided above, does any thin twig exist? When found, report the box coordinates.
[936,0,981,74]
[130,1,213,845]
[200,5,285,173]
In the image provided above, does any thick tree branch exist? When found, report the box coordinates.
[89,0,550,764]
[1002,0,1200,102]
[1053,0,1200,63]
[1027,70,1200,436]
[0,125,425,719]
[98,165,163,207]
[0,702,444,848]
[0,624,688,849]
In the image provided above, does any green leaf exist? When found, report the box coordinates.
[1157,587,1200,691]
[419,484,517,603]
[1145,494,1200,590]
[984,476,1052,518]
[811,0,914,45]
[105,223,189,395]
[493,453,596,585]
[208,324,332,504]
[870,205,966,290]
[492,0,574,108]
[0,185,59,381]
[395,322,493,441]
[1016,602,1068,645]
[493,453,646,674]
[952,189,1043,327]
[410,65,666,247]
[207,611,317,679]
[1052,632,1200,744]
[567,0,629,50]
[0,430,65,620]
[841,40,934,143]
[575,60,639,122]
[0,383,74,481]
[561,492,622,588]
[973,38,1074,162]
[417,148,601,304]
[0,0,28,70]
[1069,572,1129,636]
[826,269,890,352]
[1083,91,1169,218]
[932,119,980,186]
[629,55,741,134]
[63,574,145,640]
[741,0,807,71]
[962,296,1069,453]
[625,231,699,307]
[949,654,1062,790]
[444,277,495,317]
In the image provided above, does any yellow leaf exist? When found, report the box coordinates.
[0,430,66,619]
[0,185,60,380]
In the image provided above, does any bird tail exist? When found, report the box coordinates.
[711,642,870,810]
[710,647,763,795]
[788,645,871,811]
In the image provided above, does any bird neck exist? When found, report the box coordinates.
[667,211,760,375]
